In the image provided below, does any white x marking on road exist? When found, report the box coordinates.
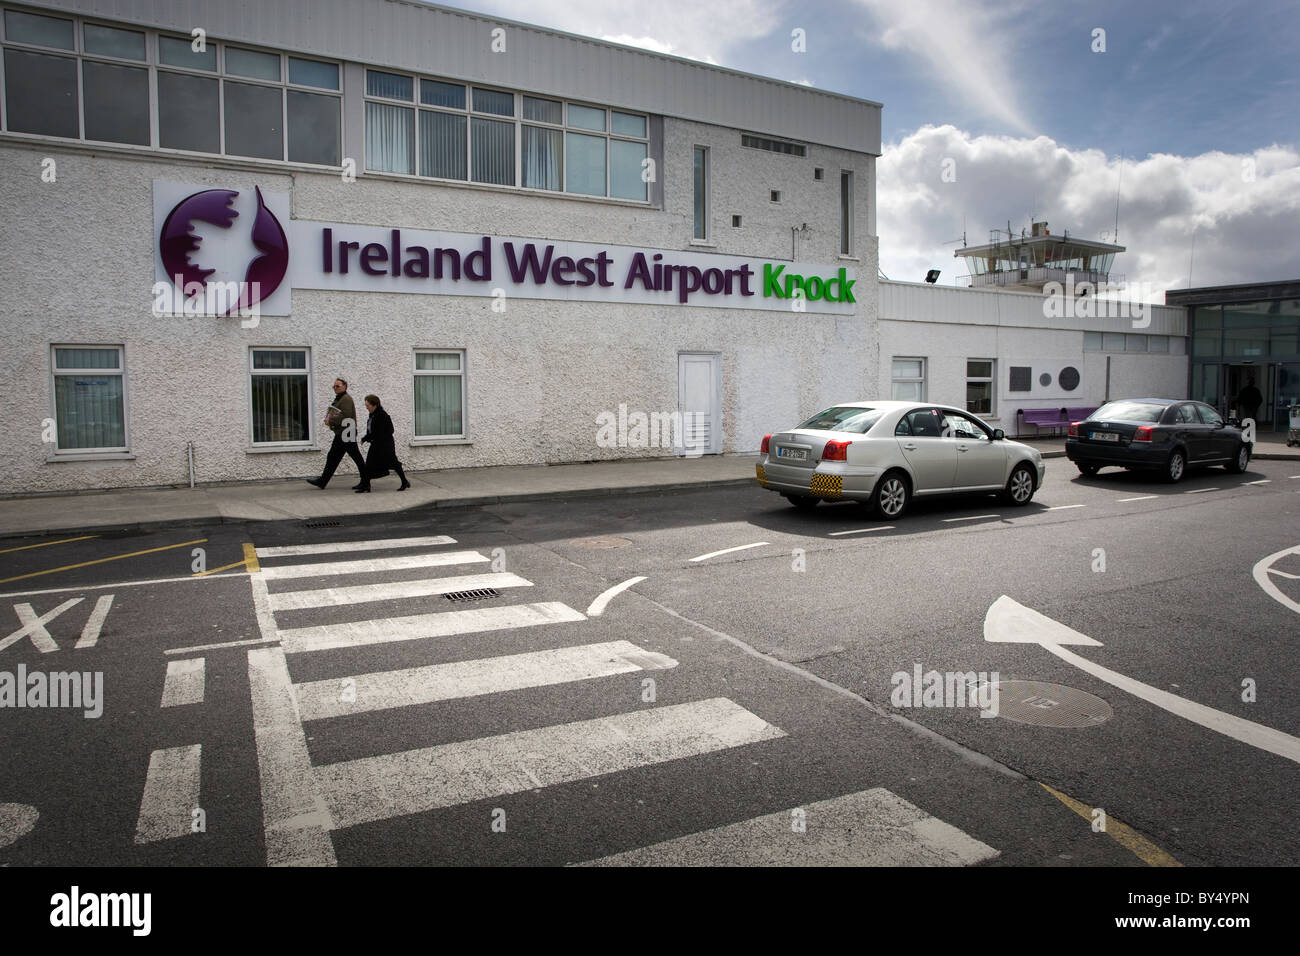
[0,599,83,654]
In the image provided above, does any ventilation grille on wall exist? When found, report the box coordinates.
[741,134,806,156]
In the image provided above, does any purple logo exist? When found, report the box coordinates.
[159,186,289,314]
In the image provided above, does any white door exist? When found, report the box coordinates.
[678,353,721,455]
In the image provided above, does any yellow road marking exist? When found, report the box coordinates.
[193,559,250,577]
[0,539,208,585]
[242,542,260,574]
[1039,782,1182,867]
[0,535,98,555]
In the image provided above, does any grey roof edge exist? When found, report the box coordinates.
[19,0,883,154]
[1165,279,1300,305]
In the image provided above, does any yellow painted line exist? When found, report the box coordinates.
[1039,782,1182,867]
[0,539,208,585]
[0,535,98,555]
[242,542,260,574]
[194,558,250,577]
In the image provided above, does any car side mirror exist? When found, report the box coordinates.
[992,429,1005,440]
[1227,418,1240,428]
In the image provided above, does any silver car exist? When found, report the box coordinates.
[756,401,1046,518]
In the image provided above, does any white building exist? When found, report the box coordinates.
[0,0,1189,496]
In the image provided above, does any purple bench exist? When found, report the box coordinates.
[1017,407,1098,437]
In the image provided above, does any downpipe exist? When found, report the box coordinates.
[187,441,195,489]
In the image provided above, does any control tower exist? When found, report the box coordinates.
[955,221,1125,292]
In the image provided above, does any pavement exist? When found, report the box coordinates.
[3,434,1296,540]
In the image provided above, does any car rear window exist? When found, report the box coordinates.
[1090,401,1165,423]
[797,406,884,434]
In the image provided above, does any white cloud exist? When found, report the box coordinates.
[460,0,780,65]
[854,0,1036,134]
[878,125,1300,297]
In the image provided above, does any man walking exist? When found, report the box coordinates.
[1237,376,1263,425]
[306,378,367,489]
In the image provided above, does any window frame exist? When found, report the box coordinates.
[412,348,469,443]
[890,356,927,402]
[692,145,709,241]
[247,346,313,449]
[48,344,129,456]
[966,358,995,415]
[0,11,342,166]
[840,169,854,256]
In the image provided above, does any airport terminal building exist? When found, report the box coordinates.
[1,0,1194,496]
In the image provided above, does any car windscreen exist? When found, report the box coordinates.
[796,406,884,434]
[1089,401,1165,423]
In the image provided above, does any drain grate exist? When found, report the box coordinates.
[445,588,499,603]
[303,520,341,528]
[994,680,1113,728]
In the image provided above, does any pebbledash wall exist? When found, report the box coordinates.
[0,0,882,493]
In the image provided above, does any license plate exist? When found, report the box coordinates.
[1090,431,1119,442]
[777,447,807,460]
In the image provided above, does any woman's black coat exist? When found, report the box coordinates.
[362,406,401,478]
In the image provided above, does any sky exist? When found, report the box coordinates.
[434,0,1300,300]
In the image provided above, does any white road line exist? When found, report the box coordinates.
[1117,495,1158,502]
[316,697,785,829]
[165,636,280,656]
[1046,504,1086,511]
[280,601,586,655]
[134,744,201,844]
[74,594,114,649]
[1184,487,1219,494]
[160,657,206,707]
[587,576,647,616]
[828,527,894,536]
[248,645,337,866]
[1290,475,1300,479]
[295,640,678,721]
[267,572,532,611]
[1246,479,1272,485]
[578,787,998,866]
[0,572,243,600]
[941,514,1000,523]
[1253,546,1300,616]
[254,536,456,558]
[689,542,768,562]
[260,551,489,581]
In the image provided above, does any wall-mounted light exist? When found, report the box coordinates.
[925,269,941,284]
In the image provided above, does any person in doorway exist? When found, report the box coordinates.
[306,378,367,489]
[358,394,411,493]
[1237,377,1263,424]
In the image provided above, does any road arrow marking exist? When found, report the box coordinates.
[984,595,1300,765]
[1253,545,1300,616]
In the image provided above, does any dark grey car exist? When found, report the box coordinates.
[1064,398,1252,482]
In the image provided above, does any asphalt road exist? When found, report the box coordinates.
[1,456,1297,867]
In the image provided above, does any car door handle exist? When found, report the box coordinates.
[902,443,917,450]
[956,444,969,452]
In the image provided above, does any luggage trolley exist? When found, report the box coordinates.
[1289,404,1300,447]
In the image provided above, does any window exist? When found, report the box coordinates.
[1196,404,1224,427]
[362,70,648,199]
[1147,335,1169,353]
[814,167,824,181]
[731,215,742,228]
[840,171,853,255]
[966,359,994,414]
[770,190,781,203]
[1083,331,1103,351]
[414,350,465,439]
[249,348,310,445]
[741,134,805,156]
[1,13,341,164]
[1102,331,1126,351]
[1125,333,1148,352]
[796,406,885,434]
[891,357,926,401]
[51,346,126,452]
[1174,404,1199,425]
[693,146,708,240]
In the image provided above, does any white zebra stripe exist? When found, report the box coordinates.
[255,536,456,558]
[134,744,202,844]
[267,572,532,611]
[260,550,488,581]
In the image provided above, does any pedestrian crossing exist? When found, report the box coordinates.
[133,531,999,866]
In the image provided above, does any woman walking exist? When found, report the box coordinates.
[357,394,411,492]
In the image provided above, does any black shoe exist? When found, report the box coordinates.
[351,483,363,490]
[354,485,370,493]
[306,478,326,489]
[398,480,411,491]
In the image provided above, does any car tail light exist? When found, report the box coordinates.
[1067,422,1079,438]
[822,440,851,461]
[1133,426,1154,442]
[760,434,771,454]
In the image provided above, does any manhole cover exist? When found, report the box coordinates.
[994,680,1113,728]
[570,536,633,549]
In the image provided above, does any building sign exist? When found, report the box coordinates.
[153,181,856,317]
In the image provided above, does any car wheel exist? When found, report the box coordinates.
[1076,463,1100,476]
[1004,463,1036,505]
[783,494,819,510]
[1165,448,1187,483]
[869,471,910,519]
[1225,443,1250,474]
